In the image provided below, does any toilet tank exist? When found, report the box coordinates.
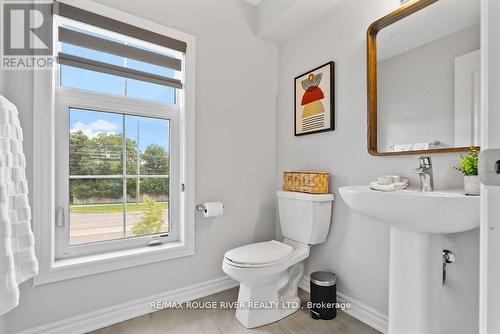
[277,191,334,245]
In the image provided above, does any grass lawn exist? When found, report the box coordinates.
[70,202,168,214]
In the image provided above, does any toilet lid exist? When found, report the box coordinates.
[224,240,293,265]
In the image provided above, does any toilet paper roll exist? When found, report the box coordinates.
[203,202,224,218]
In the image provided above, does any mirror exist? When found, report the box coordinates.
[367,0,481,156]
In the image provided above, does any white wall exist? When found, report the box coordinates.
[378,25,480,151]
[0,0,278,332]
[275,0,478,333]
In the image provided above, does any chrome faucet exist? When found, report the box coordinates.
[413,156,434,192]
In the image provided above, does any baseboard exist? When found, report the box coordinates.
[14,275,386,334]
[299,276,388,334]
[15,276,239,334]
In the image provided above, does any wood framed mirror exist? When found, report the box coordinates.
[367,0,481,156]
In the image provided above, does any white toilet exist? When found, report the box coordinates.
[222,190,334,328]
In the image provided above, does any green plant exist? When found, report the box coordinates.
[454,148,479,176]
[132,196,165,236]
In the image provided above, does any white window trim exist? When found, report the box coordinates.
[32,0,196,286]
[54,89,181,259]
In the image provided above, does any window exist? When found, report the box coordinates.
[51,3,191,261]
[68,109,170,246]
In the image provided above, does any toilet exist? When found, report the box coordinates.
[222,190,334,328]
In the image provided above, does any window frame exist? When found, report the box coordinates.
[54,87,180,259]
[32,1,196,286]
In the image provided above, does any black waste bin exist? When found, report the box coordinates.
[309,271,337,320]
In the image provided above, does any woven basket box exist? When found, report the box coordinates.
[282,171,330,194]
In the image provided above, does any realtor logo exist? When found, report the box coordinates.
[1,1,53,69]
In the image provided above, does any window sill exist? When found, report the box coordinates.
[33,240,194,286]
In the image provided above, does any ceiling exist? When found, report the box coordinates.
[243,0,346,43]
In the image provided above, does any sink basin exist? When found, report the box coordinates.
[339,186,479,233]
[339,185,480,334]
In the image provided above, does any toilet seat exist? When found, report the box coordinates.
[224,240,293,267]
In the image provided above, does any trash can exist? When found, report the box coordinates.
[309,271,337,320]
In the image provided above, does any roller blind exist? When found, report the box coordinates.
[54,2,184,89]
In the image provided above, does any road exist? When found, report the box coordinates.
[69,210,169,245]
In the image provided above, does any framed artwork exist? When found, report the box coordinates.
[294,61,335,136]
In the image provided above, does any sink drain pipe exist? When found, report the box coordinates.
[442,250,456,284]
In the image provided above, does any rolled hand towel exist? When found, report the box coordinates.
[392,144,413,152]
[369,179,409,192]
[378,175,401,185]
[392,143,430,151]
[411,143,430,150]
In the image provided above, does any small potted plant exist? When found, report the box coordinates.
[454,148,480,196]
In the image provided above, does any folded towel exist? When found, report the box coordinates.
[411,143,430,150]
[393,143,430,151]
[369,179,409,192]
[378,175,401,185]
[393,144,414,152]
[0,96,38,316]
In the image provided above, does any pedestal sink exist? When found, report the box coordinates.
[339,186,479,334]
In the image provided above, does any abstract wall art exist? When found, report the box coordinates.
[294,62,335,136]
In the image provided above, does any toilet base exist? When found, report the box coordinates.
[235,262,304,328]
[236,296,300,328]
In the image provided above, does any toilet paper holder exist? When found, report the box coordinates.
[196,204,207,212]
[196,203,224,212]
[196,202,224,216]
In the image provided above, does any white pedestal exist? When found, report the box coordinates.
[388,227,442,334]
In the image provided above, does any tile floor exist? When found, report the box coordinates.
[89,288,381,334]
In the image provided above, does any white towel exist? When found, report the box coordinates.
[369,179,409,192]
[392,144,414,152]
[393,143,430,152]
[0,96,38,316]
[411,142,431,150]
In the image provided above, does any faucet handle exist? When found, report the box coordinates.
[415,155,432,168]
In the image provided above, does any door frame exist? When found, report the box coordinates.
[479,0,500,332]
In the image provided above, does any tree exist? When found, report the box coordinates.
[132,196,165,236]
[142,144,169,174]
[69,131,140,202]
[126,178,168,199]
[70,179,122,203]
[68,131,170,203]
[79,133,123,175]
[69,130,90,175]
[70,131,140,176]
[130,144,169,203]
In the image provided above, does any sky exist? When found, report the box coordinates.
[70,108,170,152]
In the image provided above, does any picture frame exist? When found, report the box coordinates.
[294,61,335,136]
